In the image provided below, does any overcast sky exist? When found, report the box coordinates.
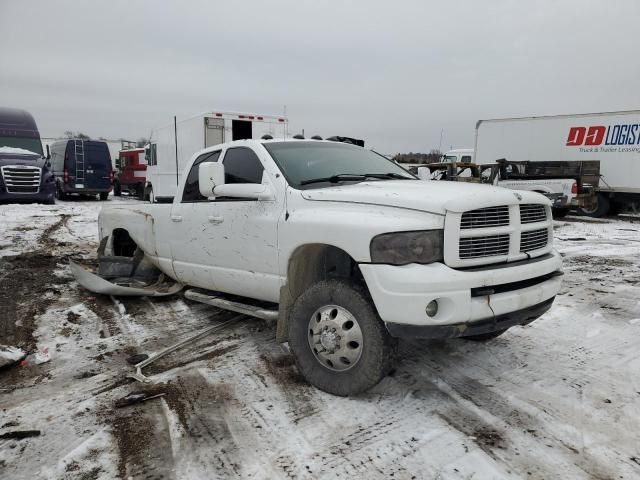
[1,0,639,154]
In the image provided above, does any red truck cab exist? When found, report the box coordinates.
[114,147,146,199]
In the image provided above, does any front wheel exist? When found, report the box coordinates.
[113,181,121,196]
[288,279,396,396]
[99,192,109,201]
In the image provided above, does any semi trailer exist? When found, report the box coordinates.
[474,110,640,216]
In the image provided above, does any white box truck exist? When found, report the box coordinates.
[145,111,288,202]
[474,110,640,216]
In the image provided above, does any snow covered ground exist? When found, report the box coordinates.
[1,197,640,479]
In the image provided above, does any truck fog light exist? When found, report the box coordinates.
[425,300,438,317]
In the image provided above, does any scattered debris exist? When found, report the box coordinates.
[126,353,149,365]
[0,345,27,369]
[0,430,41,440]
[115,390,167,408]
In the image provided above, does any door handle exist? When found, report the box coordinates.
[171,215,183,222]
[208,215,224,224]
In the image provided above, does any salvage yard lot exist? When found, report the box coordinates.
[1,198,640,480]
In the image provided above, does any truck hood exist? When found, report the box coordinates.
[0,152,45,168]
[300,180,551,214]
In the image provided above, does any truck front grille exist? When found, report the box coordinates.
[459,234,510,259]
[520,204,547,224]
[521,228,549,252]
[460,206,510,229]
[1,166,41,194]
[448,203,553,267]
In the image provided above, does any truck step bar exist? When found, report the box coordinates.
[184,289,278,321]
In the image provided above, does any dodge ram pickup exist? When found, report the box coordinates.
[76,138,563,396]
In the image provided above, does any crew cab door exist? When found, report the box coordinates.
[169,150,222,288]
[208,146,282,302]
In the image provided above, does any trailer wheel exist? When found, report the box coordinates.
[288,279,396,396]
[113,181,121,196]
[579,193,610,218]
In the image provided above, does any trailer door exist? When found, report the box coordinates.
[204,117,225,147]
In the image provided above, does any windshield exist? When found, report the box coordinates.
[263,141,415,189]
[0,136,43,156]
[442,155,457,163]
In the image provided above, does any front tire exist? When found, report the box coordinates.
[288,279,396,396]
[99,192,108,201]
[113,181,122,196]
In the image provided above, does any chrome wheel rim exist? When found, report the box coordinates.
[307,305,363,371]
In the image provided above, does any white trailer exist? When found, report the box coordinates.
[474,110,640,216]
[145,111,288,202]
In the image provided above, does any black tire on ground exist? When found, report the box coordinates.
[44,197,55,205]
[99,192,109,201]
[579,193,610,218]
[113,181,121,196]
[136,184,145,200]
[288,279,396,396]
[55,183,66,200]
[552,208,570,219]
[462,328,508,342]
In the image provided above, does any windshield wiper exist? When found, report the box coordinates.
[361,172,414,180]
[300,174,367,186]
[300,172,414,186]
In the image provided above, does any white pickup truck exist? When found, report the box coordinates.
[77,139,563,396]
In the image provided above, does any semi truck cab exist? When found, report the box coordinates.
[0,107,55,204]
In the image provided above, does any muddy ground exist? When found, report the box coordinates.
[1,197,640,479]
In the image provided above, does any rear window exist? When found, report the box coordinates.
[84,142,111,173]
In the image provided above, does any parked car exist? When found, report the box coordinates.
[74,139,563,396]
[0,107,55,204]
[49,139,113,200]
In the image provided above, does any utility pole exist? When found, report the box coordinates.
[438,129,444,152]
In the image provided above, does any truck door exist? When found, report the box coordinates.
[207,146,282,302]
[205,117,224,147]
[169,150,222,288]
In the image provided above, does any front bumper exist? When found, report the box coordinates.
[359,249,563,338]
[0,183,55,203]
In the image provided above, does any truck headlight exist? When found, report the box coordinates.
[370,230,444,265]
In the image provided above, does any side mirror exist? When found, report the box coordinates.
[45,144,51,161]
[198,162,225,198]
[214,183,274,201]
[417,166,431,180]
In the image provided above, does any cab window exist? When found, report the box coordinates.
[461,155,472,162]
[182,150,221,202]
[222,147,264,184]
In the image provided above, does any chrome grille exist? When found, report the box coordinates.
[521,228,549,252]
[1,165,41,194]
[459,234,510,259]
[520,204,547,224]
[460,206,510,229]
